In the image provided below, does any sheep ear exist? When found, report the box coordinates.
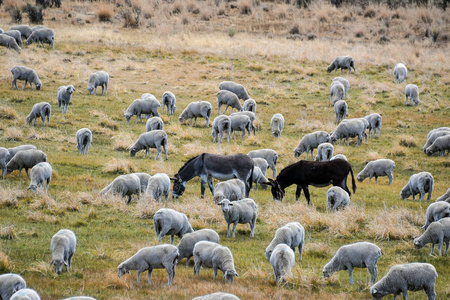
[64,260,69,266]
[216,201,222,205]
[235,272,239,277]
[372,288,377,293]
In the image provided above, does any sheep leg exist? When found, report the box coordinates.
[368,264,377,284]
[24,80,28,90]
[298,243,303,261]
[444,242,449,255]
[217,103,222,115]
[46,178,50,193]
[185,257,191,267]
[227,223,231,237]
[387,173,393,185]
[126,195,132,204]
[418,186,425,202]
[213,267,218,280]
[222,105,229,114]
[250,215,256,237]
[101,85,104,95]
[146,269,153,284]
[219,130,223,143]
[241,128,245,139]
[347,265,354,284]
[295,185,302,201]
[375,176,378,184]
[170,235,175,245]
[232,222,237,238]
[193,260,201,276]
[155,144,161,160]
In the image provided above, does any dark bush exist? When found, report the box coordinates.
[35,0,49,9]
[10,7,22,24]
[27,3,44,24]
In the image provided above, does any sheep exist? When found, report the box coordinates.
[212,179,246,204]
[323,242,381,284]
[132,172,151,194]
[270,243,295,283]
[327,186,350,211]
[423,130,450,153]
[193,241,239,282]
[11,66,42,91]
[293,131,330,159]
[87,71,109,95]
[5,145,37,164]
[124,98,160,123]
[146,117,164,131]
[211,115,231,143]
[252,166,268,190]
[414,217,450,256]
[405,84,420,106]
[426,135,450,156]
[76,128,92,155]
[243,98,256,113]
[6,149,47,178]
[0,34,21,52]
[192,292,240,300]
[153,208,194,244]
[26,102,51,126]
[370,263,437,300]
[393,63,407,84]
[265,222,305,262]
[31,25,46,32]
[0,147,10,178]
[270,113,285,137]
[25,28,55,49]
[334,100,348,124]
[400,171,434,202]
[327,56,356,75]
[27,162,52,193]
[4,30,23,48]
[315,142,334,162]
[330,81,345,104]
[217,198,257,237]
[229,114,251,139]
[230,111,256,135]
[422,202,450,230]
[248,149,278,178]
[129,130,168,160]
[357,159,395,185]
[177,229,220,267]
[117,244,179,287]
[100,174,141,204]
[330,118,366,146]
[219,81,250,100]
[252,157,268,176]
[162,91,176,115]
[0,273,26,300]
[332,77,350,98]
[9,25,32,39]
[178,101,212,127]
[330,154,348,161]
[427,127,450,140]
[10,288,40,300]
[436,188,450,203]
[57,85,75,113]
[146,173,170,202]
[217,90,243,114]
[50,229,77,274]
[364,113,382,138]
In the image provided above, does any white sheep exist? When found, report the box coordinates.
[26,28,54,49]
[357,159,395,185]
[332,77,350,98]
[177,229,220,267]
[330,118,366,146]
[192,292,240,300]
[229,114,251,139]
[57,85,75,113]
[248,149,278,178]
[129,130,168,160]
[327,186,350,211]
[217,90,242,114]
[327,56,356,75]
[219,81,250,100]
[26,102,51,126]
[50,229,77,274]
[0,34,21,52]
[6,149,47,178]
[0,147,10,178]
[9,25,32,39]
[132,172,151,194]
[27,162,52,192]
[0,274,26,300]
[178,101,212,127]
[423,202,450,230]
[400,171,434,202]
[124,97,160,123]
[76,128,92,155]
[230,111,256,135]
[5,145,37,164]
[330,81,345,104]
[334,100,348,124]
[162,91,176,115]
[393,63,407,84]
[117,244,179,286]
[153,208,194,244]
[87,71,109,95]
[3,29,21,47]
[330,154,348,161]
[426,135,450,156]
[315,142,334,161]
[436,188,450,203]
[364,113,382,138]
[414,217,450,256]
[11,66,42,91]
[323,242,381,284]
[100,174,141,204]
[270,243,295,283]
[423,130,450,153]
[270,113,285,137]
[146,117,164,132]
[252,166,268,190]
[211,115,231,143]
[243,98,256,113]
[10,288,40,300]
[294,131,330,159]
[217,198,257,237]
[405,84,420,106]
[146,173,170,202]
[212,179,246,204]
[265,222,305,262]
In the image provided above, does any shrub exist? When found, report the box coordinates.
[239,0,252,15]
[289,24,300,35]
[363,7,376,18]
[122,7,141,27]
[228,26,235,38]
[97,4,113,22]
[35,0,49,9]
[26,3,43,24]
[9,6,22,23]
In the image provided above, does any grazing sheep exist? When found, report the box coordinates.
[57,85,75,113]
[327,56,356,75]
[192,292,240,300]
[124,98,160,123]
[11,66,42,90]
[265,222,305,263]
[177,229,220,267]
[243,98,256,113]
[9,25,32,39]
[294,131,330,159]
[405,84,420,106]
[26,102,51,126]
[423,130,450,153]
[270,113,285,137]
[100,174,141,204]
[330,118,366,146]
[178,101,212,127]
[394,63,407,84]
[230,111,256,135]
[5,145,37,164]
[193,241,239,282]
[330,81,345,104]
[50,229,77,274]
[423,202,450,230]
[270,243,295,283]
[211,115,231,143]
[323,242,381,284]
[31,25,46,32]
[117,245,179,286]
[370,263,437,300]
[414,217,450,256]
[10,288,40,300]
[219,81,250,100]
[217,198,257,237]
[87,71,109,95]
[248,149,278,178]
[0,147,10,178]
[229,114,251,139]
[146,117,164,131]
[27,162,52,192]
[332,77,350,98]
[252,166,268,190]
[427,127,450,140]
[146,173,170,202]
[436,188,450,203]
[25,28,54,49]
[153,208,194,244]
[0,34,21,52]
[400,172,434,202]
[129,130,168,160]
[212,179,246,204]
[330,154,348,161]
[132,172,151,194]
[162,91,176,115]
[217,90,242,114]
[6,149,47,177]
[357,159,395,185]
[327,186,350,211]
[334,100,348,124]
[315,142,334,162]
[4,30,23,48]
[426,135,450,156]
[76,128,92,155]
[0,273,26,300]
[364,113,382,138]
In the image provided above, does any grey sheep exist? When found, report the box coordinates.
[217,90,243,114]
[153,208,194,244]
[265,222,305,262]
[162,91,176,115]
[211,115,231,143]
[270,243,295,283]
[230,111,256,135]
[426,135,450,156]
[100,174,141,204]
[315,142,334,162]
[436,188,450,203]
[334,100,348,124]
[270,113,285,137]
[86,71,109,95]
[427,127,450,140]
[252,157,268,176]
[9,25,32,39]
[146,173,170,202]
[146,117,164,131]
[323,242,381,284]
[124,97,160,123]
[394,63,407,84]
[27,162,52,192]
[177,229,220,267]
[357,159,395,185]
[229,114,251,139]
[0,34,21,52]
[25,28,55,49]
[6,149,47,177]
[364,113,382,138]
[193,241,239,282]
[26,102,51,126]
[330,118,366,146]
[330,154,348,161]
[423,202,450,230]
[219,81,250,100]
[405,84,420,106]
[0,273,26,300]
[132,172,151,194]
[327,186,350,211]
[31,25,46,32]
[76,128,92,155]
[4,30,23,48]
[217,198,257,237]
[192,292,240,300]
[248,149,278,178]
[332,77,350,98]
[10,289,40,300]
[327,56,356,75]
[422,130,450,153]
[129,130,168,160]
[400,171,434,202]
[212,179,246,204]
[414,217,450,256]
[11,66,42,90]
[178,101,212,127]
[0,147,10,178]
[5,145,37,164]
[50,229,77,274]
[57,85,75,113]
[370,263,437,300]
[330,81,345,104]
[117,244,179,287]
[294,131,330,159]
[243,98,256,113]
[252,166,268,190]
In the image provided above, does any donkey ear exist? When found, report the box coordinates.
[260,181,273,187]
[50,260,54,266]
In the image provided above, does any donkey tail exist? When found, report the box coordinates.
[247,165,254,197]
[349,165,356,194]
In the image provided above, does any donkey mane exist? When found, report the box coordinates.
[277,161,301,178]
[177,154,201,174]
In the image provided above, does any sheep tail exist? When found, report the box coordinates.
[349,165,356,194]
[206,106,212,119]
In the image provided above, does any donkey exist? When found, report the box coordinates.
[171,153,254,199]
[262,159,356,205]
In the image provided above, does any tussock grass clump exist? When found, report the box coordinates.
[365,151,382,163]
[30,194,56,210]
[0,225,16,240]
[27,261,53,276]
[363,6,376,18]
[3,127,23,141]
[103,158,137,174]
[26,211,59,224]
[398,135,417,147]
[0,251,13,273]
[112,132,134,151]
[386,145,406,157]
[326,206,366,237]
[239,0,252,15]
[9,6,22,23]
[367,207,421,240]
[26,3,43,24]
[97,3,114,22]
[104,271,130,289]
[305,242,332,259]
[0,187,23,208]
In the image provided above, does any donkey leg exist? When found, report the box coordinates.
[302,185,311,205]
[295,185,302,201]
[207,176,214,195]
[200,174,208,198]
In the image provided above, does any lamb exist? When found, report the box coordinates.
[76,128,92,155]
[129,130,168,160]
[330,118,366,146]
[211,115,231,143]
[193,241,239,282]
[229,114,251,139]
[178,101,212,127]
[270,113,285,137]
[243,98,256,113]
[117,244,179,287]
[315,142,334,162]
[393,63,407,84]
[327,56,356,75]
[25,28,55,49]
[330,154,348,161]
[293,131,330,159]
[6,149,47,177]
[265,222,305,262]
[436,188,450,203]
[217,198,257,237]
[26,102,51,126]
[57,85,75,113]
[27,162,52,193]
[9,25,32,39]
[327,186,350,211]
[124,98,160,123]
[0,147,10,178]
[132,172,151,193]
[414,217,450,256]
[146,117,164,131]
[252,166,268,190]
[334,100,348,124]
[177,229,220,267]
[357,159,395,185]
[270,243,295,283]
[50,229,77,274]
[230,111,256,135]
[4,30,23,48]
[212,179,246,204]
[248,149,278,178]
[423,130,450,153]
[405,84,420,106]
[323,242,381,284]
[217,90,243,114]
[219,81,250,100]
[192,292,240,300]
[86,71,109,95]
[426,135,450,156]
[332,77,350,98]
[11,66,42,91]
[10,289,40,300]
[400,171,434,202]
[5,145,37,164]
[162,91,176,115]
[146,173,170,202]
[422,202,450,230]
[0,34,21,52]
[370,263,437,300]
[0,273,26,300]
[100,174,141,204]
[330,81,345,104]
[153,208,194,244]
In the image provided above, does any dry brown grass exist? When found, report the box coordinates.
[0,105,18,120]
[103,158,138,174]
[3,127,23,141]
[0,251,12,273]
[398,135,417,147]
[27,260,53,277]
[97,3,114,22]
[112,132,135,151]
[386,145,407,157]
[26,211,59,224]
[367,206,421,240]
[0,225,16,240]
[365,151,382,163]
[0,187,23,208]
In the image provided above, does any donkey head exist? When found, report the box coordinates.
[261,178,285,201]
[170,174,186,198]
